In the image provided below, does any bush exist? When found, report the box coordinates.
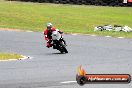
[6,0,132,6]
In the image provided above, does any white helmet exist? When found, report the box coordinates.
[47,23,52,28]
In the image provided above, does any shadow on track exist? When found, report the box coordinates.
[52,52,64,54]
[45,52,68,55]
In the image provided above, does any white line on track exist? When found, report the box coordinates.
[26,31,33,32]
[90,35,96,36]
[72,34,78,35]
[117,37,124,39]
[60,81,76,84]
[105,36,112,37]
[19,55,32,60]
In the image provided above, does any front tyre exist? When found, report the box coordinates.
[62,46,68,53]
[59,41,68,53]
[59,46,68,53]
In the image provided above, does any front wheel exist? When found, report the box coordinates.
[62,46,68,53]
[59,46,68,53]
[59,41,68,53]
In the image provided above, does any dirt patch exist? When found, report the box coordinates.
[0,28,23,31]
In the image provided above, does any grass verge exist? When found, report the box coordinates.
[0,53,23,60]
[0,0,132,37]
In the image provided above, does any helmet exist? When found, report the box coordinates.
[47,23,52,28]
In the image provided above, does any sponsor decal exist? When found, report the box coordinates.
[76,66,131,85]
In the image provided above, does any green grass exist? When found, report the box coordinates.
[0,53,22,60]
[0,0,132,37]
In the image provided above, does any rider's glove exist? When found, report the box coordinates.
[59,31,63,34]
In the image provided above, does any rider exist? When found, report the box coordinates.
[44,23,65,48]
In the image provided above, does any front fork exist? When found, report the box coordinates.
[60,37,67,46]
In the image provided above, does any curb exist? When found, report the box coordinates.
[0,55,31,62]
[69,33,126,39]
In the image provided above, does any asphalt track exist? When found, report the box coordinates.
[0,30,132,88]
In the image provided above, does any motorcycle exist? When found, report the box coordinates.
[51,30,68,53]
